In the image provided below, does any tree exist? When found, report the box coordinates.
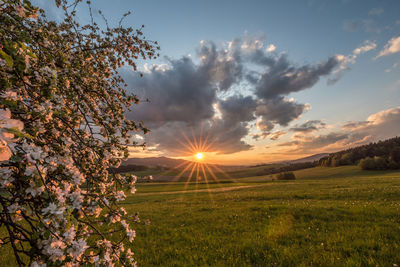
[373,156,387,170]
[340,153,353,165]
[358,157,375,170]
[390,147,400,164]
[0,0,159,265]
[275,172,296,180]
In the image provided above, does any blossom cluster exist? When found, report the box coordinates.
[0,0,158,265]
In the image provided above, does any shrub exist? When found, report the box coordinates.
[390,147,400,164]
[373,156,388,170]
[358,157,376,170]
[275,172,296,180]
[388,160,400,170]
[359,156,388,170]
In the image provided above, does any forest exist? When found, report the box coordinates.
[318,136,400,170]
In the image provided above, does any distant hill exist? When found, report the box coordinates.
[122,156,189,169]
[289,153,330,164]
[122,153,330,171]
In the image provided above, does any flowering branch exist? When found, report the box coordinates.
[0,0,158,265]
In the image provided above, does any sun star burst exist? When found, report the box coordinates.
[196,152,204,160]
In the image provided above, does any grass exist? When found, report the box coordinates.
[1,166,400,266]
[132,163,285,182]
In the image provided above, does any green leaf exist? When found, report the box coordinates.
[44,230,50,239]
[0,50,13,67]
[3,127,34,139]
[0,98,18,109]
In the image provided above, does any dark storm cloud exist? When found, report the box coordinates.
[146,95,258,155]
[123,36,350,154]
[255,97,309,127]
[253,55,339,99]
[197,40,243,91]
[207,118,253,154]
[238,39,340,134]
[123,57,216,126]
[217,95,257,123]
[128,93,257,155]
[290,120,326,132]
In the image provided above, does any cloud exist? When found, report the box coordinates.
[123,57,217,125]
[341,121,370,130]
[353,40,377,55]
[279,106,400,153]
[343,19,381,33]
[384,62,399,73]
[290,120,326,132]
[341,106,400,146]
[217,95,257,123]
[328,40,376,84]
[376,36,400,58]
[270,130,286,141]
[278,132,349,151]
[122,35,362,155]
[368,7,384,16]
[256,97,310,127]
[253,55,339,98]
[123,56,254,155]
[266,44,276,52]
[256,119,274,132]
[366,107,400,127]
[197,40,243,91]
[144,119,253,156]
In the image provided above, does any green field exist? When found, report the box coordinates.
[2,166,400,266]
[127,166,400,266]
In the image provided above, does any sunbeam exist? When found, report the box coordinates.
[149,125,237,199]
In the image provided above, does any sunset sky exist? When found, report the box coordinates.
[36,0,400,165]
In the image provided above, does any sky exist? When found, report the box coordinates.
[35,0,400,165]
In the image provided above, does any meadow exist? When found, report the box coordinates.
[127,166,400,266]
[2,166,400,266]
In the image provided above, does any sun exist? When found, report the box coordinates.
[196,152,204,160]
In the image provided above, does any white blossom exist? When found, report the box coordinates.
[67,239,88,260]
[30,261,47,267]
[42,203,65,216]
[26,182,45,197]
[70,190,83,209]
[0,167,14,187]
[115,191,126,202]
[8,203,21,213]
[63,227,76,244]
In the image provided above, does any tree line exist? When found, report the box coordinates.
[318,136,400,170]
